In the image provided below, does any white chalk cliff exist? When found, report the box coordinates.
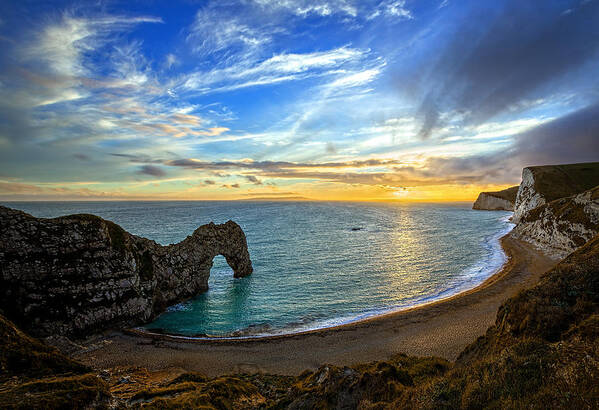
[501,162,599,257]
[473,186,519,211]
[511,186,599,258]
[512,163,599,223]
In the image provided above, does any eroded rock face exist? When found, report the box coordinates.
[511,186,599,258]
[512,162,599,223]
[0,206,252,338]
[512,168,547,223]
[473,186,519,211]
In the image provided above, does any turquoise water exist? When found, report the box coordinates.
[3,201,513,338]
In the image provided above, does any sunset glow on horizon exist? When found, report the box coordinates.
[1,0,598,202]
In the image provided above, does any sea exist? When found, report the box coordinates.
[3,201,513,338]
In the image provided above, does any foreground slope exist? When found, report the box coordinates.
[270,234,599,408]
[103,233,599,408]
[0,314,110,409]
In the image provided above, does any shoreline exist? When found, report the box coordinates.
[133,214,515,341]
[75,234,556,376]
[128,223,512,342]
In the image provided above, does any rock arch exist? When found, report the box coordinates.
[182,220,254,279]
[0,206,253,338]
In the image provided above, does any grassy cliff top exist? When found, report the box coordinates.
[481,185,519,202]
[527,162,599,202]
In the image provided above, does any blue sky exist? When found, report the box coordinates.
[0,0,598,200]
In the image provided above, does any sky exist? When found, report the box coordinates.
[0,0,598,201]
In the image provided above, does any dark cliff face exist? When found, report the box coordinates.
[0,206,252,338]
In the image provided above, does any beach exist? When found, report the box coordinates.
[75,234,556,377]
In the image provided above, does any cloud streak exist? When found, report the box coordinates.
[138,165,166,177]
[182,46,376,94]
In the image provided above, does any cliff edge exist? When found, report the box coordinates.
[473,186,519,210]
[0,206,252,339]
[510,186,599,258]
[512,162,599,223]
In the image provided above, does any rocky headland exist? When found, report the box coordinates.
[0,206,252,339]
[472,162,599,258]
[472,185,519,211]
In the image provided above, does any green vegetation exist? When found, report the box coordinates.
[0,314,88,379]
[528,162,599,202]
[135,376,266,409]
[0,374,110,410]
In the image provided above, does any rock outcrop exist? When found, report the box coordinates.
[510,186,599,258]
[0,206,252,338]
[512,162,599,223]
[473,186,519,211]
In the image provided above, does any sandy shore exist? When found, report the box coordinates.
[75,235,556,377]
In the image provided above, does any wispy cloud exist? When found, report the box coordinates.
[244,175,263,185]
[24,14,162,78]
[252,0,358,17]
[187,6,274,57]
[368,1,414,20]
[182,46,373,93]
[325,66,382,90]
[138,165,166,177]
[1,0,595,201]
